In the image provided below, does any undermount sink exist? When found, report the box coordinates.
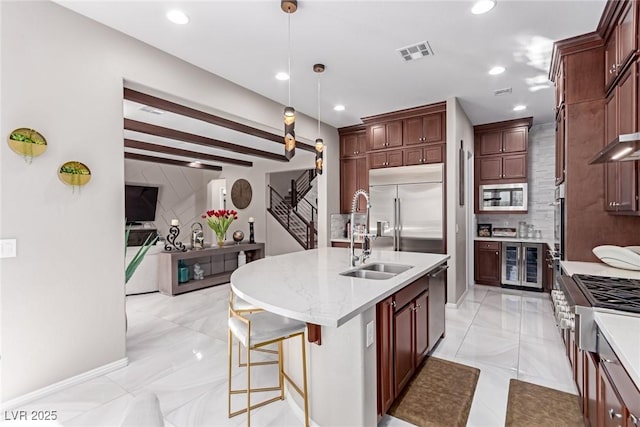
[359,263,413,275]
[340,263,414,280]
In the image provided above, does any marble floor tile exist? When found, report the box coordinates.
[16,376,128,423]
[455,324,520,371]
[472,304,521,333]
[10,283,577,427]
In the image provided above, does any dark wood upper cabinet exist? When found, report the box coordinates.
[403,112,445,146]
[555,107,566,185]
[370,150,403,169]
[502,154,527,179]
[502,128,527,153]
[370,121,403,150]
[340,157,368,213]
[605,0,637,92]
[404,144,444,166]
[340,131,367,158]
[478,131,503,156]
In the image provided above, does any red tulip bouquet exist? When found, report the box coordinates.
[202,209,238,247]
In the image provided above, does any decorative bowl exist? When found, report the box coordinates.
[232,230,244,243]
[592,245,640,271]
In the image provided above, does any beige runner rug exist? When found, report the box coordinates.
[505,379,585,427]
[389,357,480,427]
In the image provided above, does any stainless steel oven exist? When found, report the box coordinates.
[478,183,528,211]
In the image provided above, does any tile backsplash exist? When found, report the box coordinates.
[331,213,366,239]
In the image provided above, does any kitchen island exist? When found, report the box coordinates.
[231,247,449,426]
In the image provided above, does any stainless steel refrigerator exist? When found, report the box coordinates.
[369,163,444,254]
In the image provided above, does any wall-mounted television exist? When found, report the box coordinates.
[125,184,159,224]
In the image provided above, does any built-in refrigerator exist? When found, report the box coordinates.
[369,163,444,254]
[501,242,543,289]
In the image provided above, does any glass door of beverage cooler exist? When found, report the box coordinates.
[501,243,521,286]
[522,244,543,288]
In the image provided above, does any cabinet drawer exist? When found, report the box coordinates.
[394,275,428,311]
[476,241,500,250]
[599,332,640,417]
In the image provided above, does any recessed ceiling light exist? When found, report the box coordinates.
[513,105,527,111]
[334,105,345,112]
[275,72,290,81]
[471,0,496,15]
[166,10,189,25]
[488,66,505,75]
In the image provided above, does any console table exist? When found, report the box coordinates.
[158,242,265,296]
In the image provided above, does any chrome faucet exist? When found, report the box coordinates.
[350,189,374,267]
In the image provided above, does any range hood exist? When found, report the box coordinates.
[589,132,640,164]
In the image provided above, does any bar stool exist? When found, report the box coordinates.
[227,292,310,427]
[229,292,278,367]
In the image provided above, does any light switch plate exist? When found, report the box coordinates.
[0,239,17,258]
[366,320,375,347]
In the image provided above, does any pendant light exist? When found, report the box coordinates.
[282,0,297,160]
[314,63,325,174]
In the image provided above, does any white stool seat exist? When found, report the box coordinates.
[232,296,259,312]
[229,311,306,347]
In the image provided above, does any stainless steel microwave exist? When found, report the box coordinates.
[479,183,528,211]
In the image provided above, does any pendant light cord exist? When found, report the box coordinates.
[317,77,321,136]
[287,11,291,106]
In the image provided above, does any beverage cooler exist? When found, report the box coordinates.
[501,243,543,289]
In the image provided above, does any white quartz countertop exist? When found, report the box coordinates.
[594,311,640,389]
[561,261,640,280]
[231,247,449,328]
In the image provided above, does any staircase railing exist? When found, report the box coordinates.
[290,169,317,208]
[268,186,316,250]
[295,197,317,225]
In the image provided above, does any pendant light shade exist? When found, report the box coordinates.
[314,63,325,174]
[282,0,297,160]
[284,106,296,160]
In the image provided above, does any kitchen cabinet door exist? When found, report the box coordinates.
[356,157,368,210]
[376,297,395,416]
[585,352,598,427]
[427,265,446,351]
[424,144,444,164]
[393,303,414,395]
[478,157,502,180]
[414,291,429,366]
[556,107,566,185]
[370,121,402,150]
[474,241,501,286]
[387,150,403,167]
[340,131,367,158]
[605,27,618,90]
[502,128,527,153]
[404,147,423,166]
[502,154,527,179]
[403,116,424,146]
[616,63,637,213]
[478,131,502,156]
[340,158,357,213]
[423,112,445,144]
[599,367,626,427]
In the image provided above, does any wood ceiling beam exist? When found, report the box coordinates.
[124,88,316,153]
[124,139,252,167]
[124,118,287,162]
[125,152,222,171]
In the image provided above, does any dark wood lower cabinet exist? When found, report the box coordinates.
[376,297,394,416]
[377,266,446,418]
[599,367,625,427]
[393,303,414,394]
[585,351,598,427]
[474,241,501,286]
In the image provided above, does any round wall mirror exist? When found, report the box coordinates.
[231,178,252,209]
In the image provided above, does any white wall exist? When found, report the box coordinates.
[446,98,474,305]
[0,0,337,401]
[265,215,306,256]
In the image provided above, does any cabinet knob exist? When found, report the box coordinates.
[496,251,499,255]
[630,413,638,426]
[391,300,397,307]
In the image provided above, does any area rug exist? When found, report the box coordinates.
[505,379,585,427]
[388,357,480,427]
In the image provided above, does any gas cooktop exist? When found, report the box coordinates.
[573,274,640,313]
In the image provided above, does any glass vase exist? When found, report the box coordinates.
[216,235,224,247]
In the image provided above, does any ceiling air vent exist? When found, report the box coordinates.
[494,87,513,96]
[139,106,164,115]
[397,41,434,62]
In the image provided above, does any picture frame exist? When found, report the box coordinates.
[477,223,492,237]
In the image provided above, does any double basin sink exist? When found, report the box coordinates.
[340,263,413,280]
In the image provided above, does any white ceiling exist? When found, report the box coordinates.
[56,0,605,139]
